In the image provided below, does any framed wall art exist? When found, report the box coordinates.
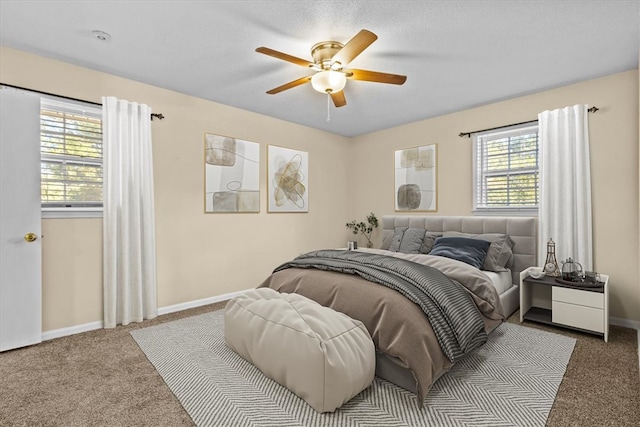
[204,133,260,213]
[267,145,308,213]
[394,144,437,211]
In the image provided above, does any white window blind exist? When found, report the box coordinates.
[473,123,539,214]
[40,98,103,209]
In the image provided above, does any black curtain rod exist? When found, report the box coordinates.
[0,82,165,121]
[458,106,599,138]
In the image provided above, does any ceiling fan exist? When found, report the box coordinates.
[256,29,407,108]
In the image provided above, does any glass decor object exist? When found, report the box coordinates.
[561,257,583,282]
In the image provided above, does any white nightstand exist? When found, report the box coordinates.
[519,267,609,342]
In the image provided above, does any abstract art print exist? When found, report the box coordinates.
[205,133,260,213]
[267,145,308,213]
[395,144,437,211]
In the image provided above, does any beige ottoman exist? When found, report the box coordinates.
[224,288,375,413]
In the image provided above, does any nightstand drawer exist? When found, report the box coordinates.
[552,301,604,333]
[552,287,604,309]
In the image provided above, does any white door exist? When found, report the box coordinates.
[0,89,42,352]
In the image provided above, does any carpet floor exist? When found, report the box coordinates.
[131,310,575,427]
[0,302,638,426]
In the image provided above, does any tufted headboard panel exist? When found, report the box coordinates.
[381,215,537,285]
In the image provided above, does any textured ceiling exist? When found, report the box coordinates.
[1,0,638,137]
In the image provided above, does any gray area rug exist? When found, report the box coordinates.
[131,310,576,427]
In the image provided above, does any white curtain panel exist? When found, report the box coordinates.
[538,104,593,271]
[102,97,157,328]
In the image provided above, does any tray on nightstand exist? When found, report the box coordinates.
[524,274,604,293]
[554,277,605,288]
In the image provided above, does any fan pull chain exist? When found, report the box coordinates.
[326,93,331,122]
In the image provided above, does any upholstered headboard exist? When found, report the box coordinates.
[381,215,537,285]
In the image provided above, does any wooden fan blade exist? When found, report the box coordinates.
[266,76,312,94]
[256,47,315,68]
[330,90,347,108]
[332,29,378,67]
[345,69,407,85]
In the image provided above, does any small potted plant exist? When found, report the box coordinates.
[345,212,379,248]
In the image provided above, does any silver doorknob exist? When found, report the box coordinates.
[24,233,38,242]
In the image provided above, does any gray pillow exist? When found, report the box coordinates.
[398,228,425,253]
[388,227,425,254]
[388,227,408,252]
[419,232,442,254]
[443,231,515,272]
[380,231,394,250]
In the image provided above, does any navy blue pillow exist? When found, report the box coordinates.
[429,237,491,269]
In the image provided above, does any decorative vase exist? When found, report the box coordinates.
[366,241,373,248]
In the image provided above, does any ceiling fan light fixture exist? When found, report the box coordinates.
[311,70,346,94]
[257,29,405,109]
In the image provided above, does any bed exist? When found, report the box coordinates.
[258,215,537,403]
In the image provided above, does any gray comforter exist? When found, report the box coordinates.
[273,249,486,362]
[259,248,504,403]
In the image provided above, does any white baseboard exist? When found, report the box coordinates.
[42,320,104,341]
[41,289,251,342]
[157,289,251,315]
[610,316,640,331]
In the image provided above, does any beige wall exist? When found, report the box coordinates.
[349,69,640,322]
[0,47,351,332]
[2,45,639,330]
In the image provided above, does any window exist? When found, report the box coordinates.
[40,98,103,217]
[473,123,539,214]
